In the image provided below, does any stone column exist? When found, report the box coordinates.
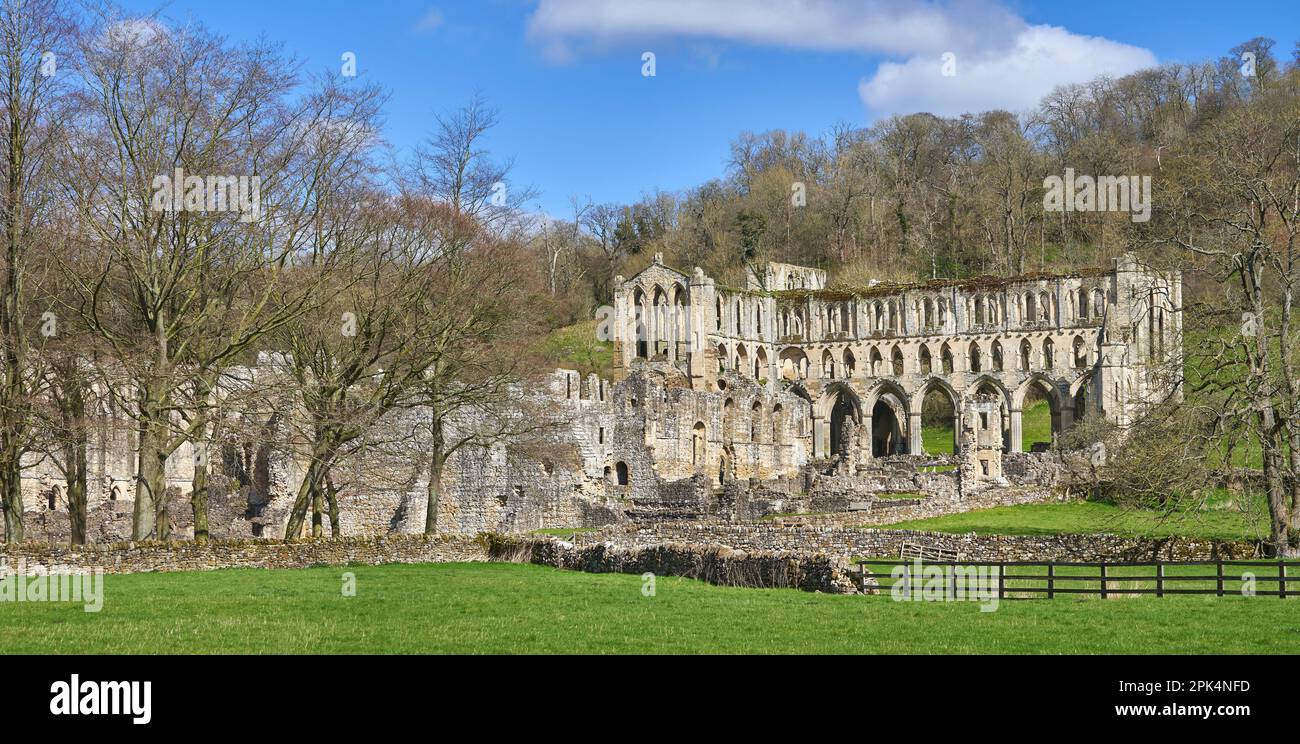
[907,411,923,455]
[860,414,873,460]
[1008,407,1023,452]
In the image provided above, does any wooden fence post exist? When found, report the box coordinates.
[1099,563,1107,599]
[1217,560,1224,597]
[1281,561,1288,600]
[998,563,1005,600]
[1156,563,1164,598]
[1047,562,1055,599]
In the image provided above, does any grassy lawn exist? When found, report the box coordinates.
[1,561,1296,654]
[878,498,1267,541]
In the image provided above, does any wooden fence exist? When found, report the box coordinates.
[857,559,1300,598]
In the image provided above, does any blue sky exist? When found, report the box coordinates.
[121,0,1300,217]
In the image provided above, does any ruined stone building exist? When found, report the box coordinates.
[609,252,1182,469]
[11,254,1182,543]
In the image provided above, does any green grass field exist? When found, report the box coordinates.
[879,498,1267,541]
[1,562,1296,654]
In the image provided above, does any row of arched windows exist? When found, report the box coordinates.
[717,400,789,445]
[750,335,1094,381]
[713,287,1105,348]
[1068,287,1107,321]
[631,282,688,359]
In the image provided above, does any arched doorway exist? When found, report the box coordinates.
[818,383,862,459]
[919,380,959,454]
[973,376,1012,452]
[1018,377,1063,451]
[1072,375,1096,423]
[829,391,859,457]
[871,397,905,457]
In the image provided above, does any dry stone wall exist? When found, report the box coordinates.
[0,534,488,574]
[491,535,863,594]
[578,524,1261,562]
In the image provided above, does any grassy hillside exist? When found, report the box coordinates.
[536,320,614,378]
[879,495,1267,541]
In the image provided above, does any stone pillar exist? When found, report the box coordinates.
[861,414,873,460]
[907,411,923,455]
[1008,408,1023,452]
[688,269,713,389]
[811,414,825,458]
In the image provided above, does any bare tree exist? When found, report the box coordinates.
[0,0,74,542]
[1157,85,1300,555]
[61,14,383,540]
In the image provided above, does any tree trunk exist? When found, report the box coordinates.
[0,469,22,544]
[190,375,214,543]
[424,420,445,535]
[424,453,444,535]
[325,475,340,538]
[66,441,87,545]
[133,419,168,540]
[311,483,323,538]
[191,463,209,544]
[284,442,334,538]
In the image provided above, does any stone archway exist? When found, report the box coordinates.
[1013,375,1066,452]
[829,392,859,457]
[865,381,909,457]
[916,377,960,455]
[971,375,1013,452]
[815,382,862,460]
[871,397,906,457]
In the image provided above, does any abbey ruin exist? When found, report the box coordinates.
[12,254,1182,543]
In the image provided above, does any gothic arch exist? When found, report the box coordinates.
[1014,374,1066,451]
[972,374,1014,452]
[914,376,960,454]
[974,374,1014,411]
[865,379,909,456]
[817,380,863,420]
[632,287,648,358]
[754,346,768,380]
[778,346,808,380]
[1014,374,1065,411]
[910,376,960,418]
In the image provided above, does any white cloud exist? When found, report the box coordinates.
[415,8,444,34]
[859,25,1157,116]
[528,0,1020,57]
[525,0,1157,116]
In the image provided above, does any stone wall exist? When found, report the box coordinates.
[0,534,488,575]
[577,523,1261,562]
[489,535,863,594]
[770,486,1055,528]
